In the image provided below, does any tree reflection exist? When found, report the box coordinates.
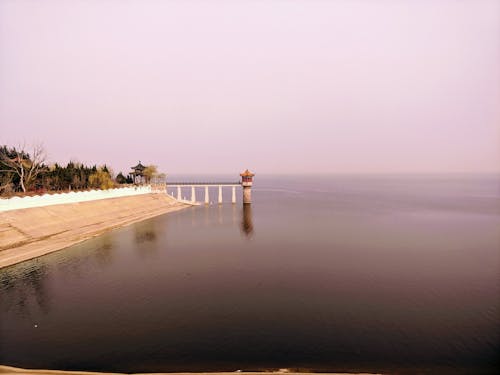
[134,220,159,257]
[134,221,157,244]
[0,260,50,317]
[93,235,115,266]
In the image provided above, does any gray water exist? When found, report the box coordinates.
[1,174,499,374]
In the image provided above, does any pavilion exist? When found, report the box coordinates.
[130,161,146,184]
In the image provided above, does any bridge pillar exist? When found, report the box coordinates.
[205,186,209,204]
[232,186,236,204]
[177,186,181,200]
[218,185,223,204]
[191,186,196,203]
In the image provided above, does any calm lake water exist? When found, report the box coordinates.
[1,174,499,374]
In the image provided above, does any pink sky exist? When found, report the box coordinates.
[1,0,499,175]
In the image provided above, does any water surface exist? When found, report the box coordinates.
[1,174,499,374]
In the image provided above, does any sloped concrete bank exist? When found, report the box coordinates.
[0,194,190,269]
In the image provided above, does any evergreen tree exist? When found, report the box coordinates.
[115,172,127,184]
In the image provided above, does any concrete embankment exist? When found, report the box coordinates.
[0,366,379,375]
[0,194,190,269]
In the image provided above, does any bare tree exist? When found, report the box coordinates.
[0,172,14,195]
[143,165,158,183]
[0,143,47,192]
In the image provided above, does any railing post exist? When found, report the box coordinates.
[177,186,181,200]
[232,186,236,204]
[191,186,196,203]
[218,185,223,204]
[205,186,209,204]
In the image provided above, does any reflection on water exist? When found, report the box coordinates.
[0,175,499,374]
[134,220,160,259]
[134,221,158,245]
[217,204,223,225]
[93,235,114,266]
[0,262,51,318]
[241,204,254,237]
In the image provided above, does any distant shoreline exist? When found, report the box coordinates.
[0,193,191,269]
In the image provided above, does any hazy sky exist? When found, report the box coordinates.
[1,0,499,175]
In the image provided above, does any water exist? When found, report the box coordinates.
[1,174,499,374]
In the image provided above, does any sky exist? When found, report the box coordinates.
[0,0,499,175]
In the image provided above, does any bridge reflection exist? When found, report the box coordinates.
[181,203,254,238]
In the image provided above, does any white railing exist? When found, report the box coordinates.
[0,186,152,212]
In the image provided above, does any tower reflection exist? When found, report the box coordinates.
[240,204,254,237]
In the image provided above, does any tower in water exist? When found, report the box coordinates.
[240,169,255,204]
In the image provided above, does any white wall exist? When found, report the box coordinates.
[0,186,152,212]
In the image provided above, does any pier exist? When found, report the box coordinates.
[166,183,240,204]
[166,170,254,204]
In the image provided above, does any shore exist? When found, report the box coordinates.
[0,193,190,269]
[0,366,379,375]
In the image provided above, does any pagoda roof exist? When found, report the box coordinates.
[240,169,255,177]
[131,161,146,171]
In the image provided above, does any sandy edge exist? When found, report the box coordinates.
[0,365,380,375]
[0,195,192,269]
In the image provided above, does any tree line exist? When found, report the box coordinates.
[0,144,159,196]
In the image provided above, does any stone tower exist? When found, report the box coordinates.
[240,169,255,204]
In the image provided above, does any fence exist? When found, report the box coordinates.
[0,186,152,212]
